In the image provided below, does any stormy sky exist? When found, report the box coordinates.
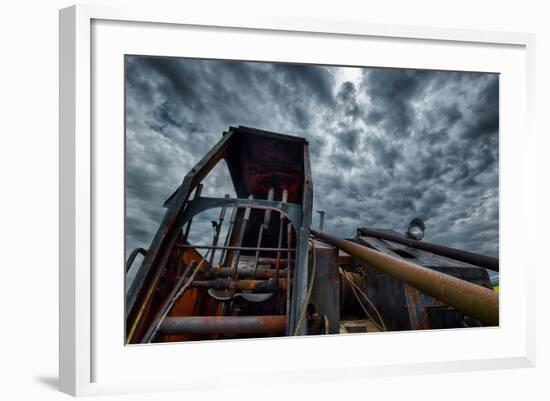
[125,55,499,271]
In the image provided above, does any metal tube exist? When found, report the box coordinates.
[176,245,296,252]
[311,229,499,326]
[358,227,499,272]
[218,205,238,266]
[125,247,147,274]
[210,267,292,279]
[191,279,288,291]
[257,257,294,266]
[140,260,197,343]
[285,223,293,333]
[254,188,275,276]
[159,315,286,335]
[316,210,325,232]
[231,195,254,280]
[275,190,288,282]
[183,184,203,241]
[209,194,230,265]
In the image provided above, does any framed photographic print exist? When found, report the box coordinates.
[59,4,536,396]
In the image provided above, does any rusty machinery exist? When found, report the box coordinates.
[126,126,499,343]
[126,126,313,343]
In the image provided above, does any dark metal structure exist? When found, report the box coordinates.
[312,229,498,329]
[126,126,312,343]
[126,126,499,343]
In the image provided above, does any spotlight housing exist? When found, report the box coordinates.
[406,217,425,241]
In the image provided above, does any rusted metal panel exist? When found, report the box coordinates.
[309,241,340,334]
[290,142,313,335]
[338,250,352,269]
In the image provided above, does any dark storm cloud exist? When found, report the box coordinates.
[125,56,500,280]
[362,69,434,138]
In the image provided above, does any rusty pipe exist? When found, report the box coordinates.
[158,315,286,335]
[311,229,499,325]
[358,227,499,271]
[191,278,288,291]
[254,188,275,276]
[210,267,292,279]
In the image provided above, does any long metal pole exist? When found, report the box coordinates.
[209,194,230,265]
[182,184,203,241]
[253,188,275,277]
[311,230,499,326]
[275,190,288,283]
[231,195,254,280]
[217,205,239,267]
[358,227,499,271]
[159,315,286,335]
[285,223,293,333]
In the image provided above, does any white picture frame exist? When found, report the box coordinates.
[59,4,536,397]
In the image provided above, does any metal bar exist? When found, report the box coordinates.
[182,196,303,233]
[183,184,203,241]
[209,194,230,265]
[285,223,293,333]
[158,316,286,335]
[191,279,287,291]
[275,190,288,283]
[140,260,197,343]
[210,267,292,279]
[289,143,313,335]
[316,210,325,232]
[125,248,147,274]
[231,195,254,280]
[176,245,296,252]
[311,229,499,325]
[254,188,275,277]
[256,257,294,265]
[357,227,499,271]
[218,205,238,267]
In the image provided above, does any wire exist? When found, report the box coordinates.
[345,274,384,332]
[342,270,388,331]
[340,268,387,332]
[150,250,212,339]
[293,240,317,336]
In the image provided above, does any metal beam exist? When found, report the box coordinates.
[158,315,286,335]
[358,227,499,271]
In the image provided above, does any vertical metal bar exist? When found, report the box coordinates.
[182,184,203,241]
[209,194,230,265]
[285,223,293,334]
[275,189,288,284]
[290,143,313,335]
[230,195,254,280]
[253,188,275,277]
[316,210,325,232]
[218,204,238,268]
[216,195,254,325]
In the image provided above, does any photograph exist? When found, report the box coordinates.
[124,55,500,344]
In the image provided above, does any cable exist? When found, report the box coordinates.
[340,268,387,332]
[345,274,384,332]
[149,250,212,340]
[342,269,386,331]
[293,240,317,336]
